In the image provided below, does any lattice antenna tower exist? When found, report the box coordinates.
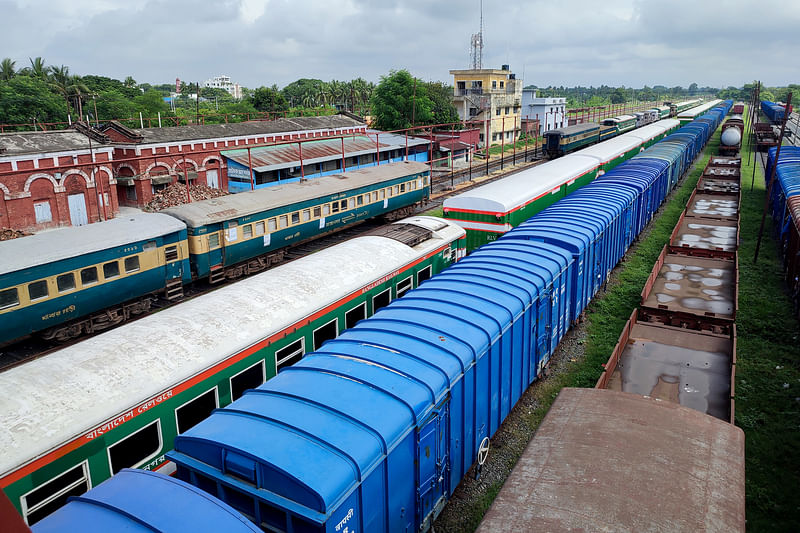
[470,0,483,69]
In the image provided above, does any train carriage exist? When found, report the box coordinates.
[163,161,430,282]
[443,155,598,250]
[600,114,637,136]
[677,99,724,125]
[542,123,599,158]
[622,118,681,148]
[0,216,465,527]
[0,213,190,345]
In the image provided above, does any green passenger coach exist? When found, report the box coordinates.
[0,216,466,527]
[444,154,599,250]
[162,161,431,282]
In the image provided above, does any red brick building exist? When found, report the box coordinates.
[0,115,366,233]
[0,129,117,231]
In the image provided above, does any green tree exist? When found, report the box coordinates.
[0,75,66,125]
[371,70,433,130]
[251,85,288,112]
[132,90,170,117]
[0,58,16,81]
[49,66,90,117]
[94,90,136,121]
[688,82,699,95]
[610,87,627,104]
[423,81,459,125]
[24,56,48,79]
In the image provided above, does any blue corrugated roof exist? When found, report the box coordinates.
[31,469,261,533]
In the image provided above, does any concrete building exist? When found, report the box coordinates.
[202,75,242,99]
[521,89,567,134]
[450,65,522,146]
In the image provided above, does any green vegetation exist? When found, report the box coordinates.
[371,69,459,131]
[732,110,800,532]
[0,56,376,129]
[529,82,715,108]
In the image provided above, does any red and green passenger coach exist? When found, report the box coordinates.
[0,216,465,526]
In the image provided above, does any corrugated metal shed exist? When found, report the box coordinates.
[223,133,429,172]
[31,469,261,533]
[477,388,745,533]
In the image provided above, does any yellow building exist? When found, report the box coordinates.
[450,65,523,147]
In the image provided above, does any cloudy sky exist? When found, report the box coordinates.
[1,0,798,89]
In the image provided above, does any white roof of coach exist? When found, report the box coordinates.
[0,216,464,478]
[620,119,680,143]
[574,135,642,165]
[677,100,723,118]
[444,155,598,214]
[0,213,186,276]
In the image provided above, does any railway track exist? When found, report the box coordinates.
[0,155,545,370]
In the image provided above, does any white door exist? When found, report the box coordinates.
[68,193,89,226]
[206,169,219,188]
[33,201,52,223]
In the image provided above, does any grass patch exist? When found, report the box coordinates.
[732,110,800,532]
[421,206,443,217]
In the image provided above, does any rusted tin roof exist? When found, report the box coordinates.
[476,388,745,533]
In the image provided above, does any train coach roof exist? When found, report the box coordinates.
[574,134,640,164]
[544,123,598,136]
[476,388,746,533]
[678,99,723,118]
[162,161,429,226]
[0,216,463,479]
[0,213,186,276]
[622,119,680,142]
[31,469,262,533]
[443,155,597,214]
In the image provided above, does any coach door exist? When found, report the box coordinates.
[68,193,88,226]
[416,401,449,531]
[532,289,552,380]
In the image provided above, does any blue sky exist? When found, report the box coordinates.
[1,0,797,89]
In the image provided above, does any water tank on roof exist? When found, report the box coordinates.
[721,128,741,147]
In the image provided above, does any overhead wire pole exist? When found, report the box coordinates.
[754,91,792,264]
[750,82,761,192]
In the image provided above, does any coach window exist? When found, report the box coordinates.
[208,232,220,248]
[396,277,412,298]
[323,204,330,215]
[243,224,253,239]
[357,195,364,206]
[313,318,338,350]
[387,187,393,197]
[175,388,218,434]
[230,360,265,401]
[372,191,378,202]
[400,183,406,193]
[348,198,355,209]
[124,256,140,273]
[275,338,304,372]
[417,266,432,285]
[313,206,322,218]
[103,261,120,279]
[372,287,391,312]
[302,209,311,222]
[0,288,19,310]
[57,273,75,293]
[255,221,265,236]
[291,212,300,225]
[332,202,340,214]
[279,215,288,229]
[21,462,90,526]
[268,218,277,232]
[107,420,162,475]
[380,189,386,200]
[345,302,367,329]
[80,267,98,286]
[28,280,48,301]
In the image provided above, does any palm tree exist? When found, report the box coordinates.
[28,56,47,79]
[50,66,90,117]
[0,58,16,81]
[123,76,137,88]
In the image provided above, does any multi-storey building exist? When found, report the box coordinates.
[202,75,242,99]
[521,89,567,134]
[450,65,522,146]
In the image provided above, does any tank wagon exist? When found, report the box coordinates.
[766,146,800,317]
[476,388,745,533]
[3,103,732,528]
[0,161,430,346]
[720,115,744,156]
[0,217,464,526]
[30,469,261,533]
[162,104,729,533]
[444,119,681,249]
